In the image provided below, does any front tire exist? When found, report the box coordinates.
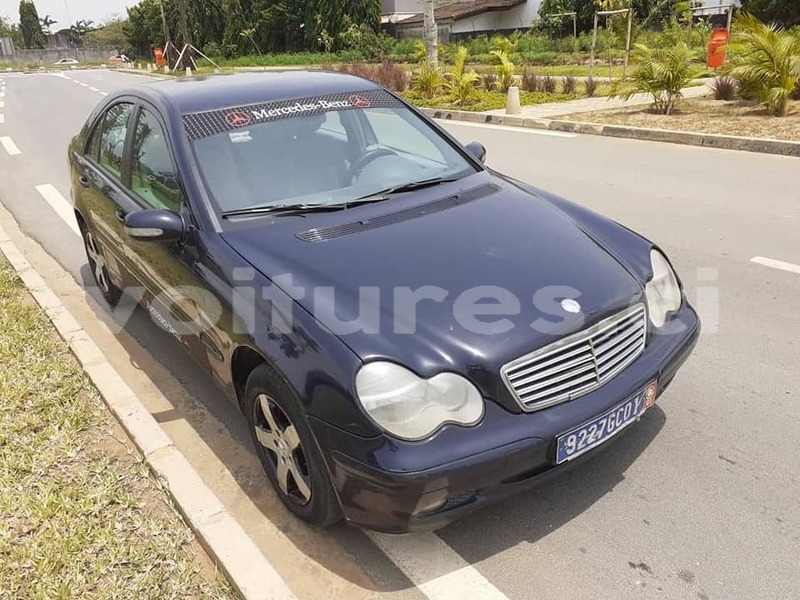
[244,363,342,528]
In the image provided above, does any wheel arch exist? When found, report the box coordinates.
[231,344,273,410]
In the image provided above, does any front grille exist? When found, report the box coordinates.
[501,304,647,412]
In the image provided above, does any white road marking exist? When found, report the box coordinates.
[89,86,99,92]
[35,184,80,237]
[440,119,578,138]
[751,256,800,276]
[0,101,4,109]
[99,92,108,96]
[79,82,89,87]
[368,532,509,600]
[0,136,21,155]
[0,115,4,124]
[0,92,4,98]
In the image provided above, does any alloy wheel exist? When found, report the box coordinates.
[84,231,111,294]
[253,393,313,505]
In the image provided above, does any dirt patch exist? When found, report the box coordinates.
[557,98,800,141]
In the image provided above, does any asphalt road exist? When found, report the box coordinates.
[1,69,798,600]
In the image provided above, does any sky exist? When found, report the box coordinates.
[0,0,134,27]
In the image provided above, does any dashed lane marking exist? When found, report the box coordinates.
[0,115,4,124]
[0,136,21,155]
[751,256,800,276]
[89,86,99,92]
[35,184,80,237]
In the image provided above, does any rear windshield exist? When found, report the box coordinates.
[184,90,476,215]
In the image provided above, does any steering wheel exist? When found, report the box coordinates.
[347,147,399,182]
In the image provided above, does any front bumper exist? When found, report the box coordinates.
[310,305,701,534]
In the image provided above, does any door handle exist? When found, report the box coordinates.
[115,209,127,223]
[78,175,91,188]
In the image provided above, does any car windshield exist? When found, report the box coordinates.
[188,91,478,218]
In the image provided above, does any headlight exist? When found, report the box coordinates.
[645,249,682,328]
[355,362,484,441]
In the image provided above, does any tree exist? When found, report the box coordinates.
[39,14,56,35]
[70,19,95,44]
[725,12,800,116]
[740,0,800,27]
[610,42,696,114]
[423,0,437,68]
[125,0,164,56]
[85,18,127,48]
[19,0,45,48]
[0,15,24,47]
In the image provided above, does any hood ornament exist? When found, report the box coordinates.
[561,299,582,314]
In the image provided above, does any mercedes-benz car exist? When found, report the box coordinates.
[69,71,700,533]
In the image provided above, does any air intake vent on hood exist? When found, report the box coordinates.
[297,182,500,243]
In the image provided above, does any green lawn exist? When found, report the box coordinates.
[0,259,235,599]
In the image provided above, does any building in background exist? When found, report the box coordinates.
[383,0,543,42]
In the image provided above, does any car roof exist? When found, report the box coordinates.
[122,70,383,115]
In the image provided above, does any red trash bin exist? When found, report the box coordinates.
[707,28,729,69]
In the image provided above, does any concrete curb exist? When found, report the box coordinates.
[421,108,800,158]
[0,224,297,600]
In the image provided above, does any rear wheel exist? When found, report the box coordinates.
[244,363,341,527]
[81,226,122,307]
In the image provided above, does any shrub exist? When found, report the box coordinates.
[374,60,408,91]
[482,72,498,91]
[562,75,577,95]
[411,62,442,99]
[392,38,422,61]
[542,75,557,94]
[585,76,598,97]
[337,62,373,79]
[724,13,800,117]
[467,35,491,56]
[610,43,696,115]
[491,34,518,55]
[711,76,737,101]
[490,49,515,92]
[444,46,480,105]
[338,22,393,61]
[521,69,539,92]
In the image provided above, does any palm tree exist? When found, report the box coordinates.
[423,0,437,68]
[610,43,697,115]
[725,13,800,117]
[39,14,57,35]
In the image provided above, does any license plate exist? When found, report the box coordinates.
[555,382,656,464]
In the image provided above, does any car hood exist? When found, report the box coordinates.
[221,173,644,385]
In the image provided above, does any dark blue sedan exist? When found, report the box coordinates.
[69,71,700,533]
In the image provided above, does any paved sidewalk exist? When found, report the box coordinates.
[487,81,712,118]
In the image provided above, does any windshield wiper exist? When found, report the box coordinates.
[221,196,389,220]
[221,178,461,219]
[221,203,344,219]
[357,176,461,201]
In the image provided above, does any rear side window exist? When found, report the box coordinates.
[99,103,133,177]
[129,108,183,211]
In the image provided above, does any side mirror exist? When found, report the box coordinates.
[465,141,487,163]
[124,209,185,243]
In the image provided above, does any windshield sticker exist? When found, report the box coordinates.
[228,130,252,143]
[183,89,403,141]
